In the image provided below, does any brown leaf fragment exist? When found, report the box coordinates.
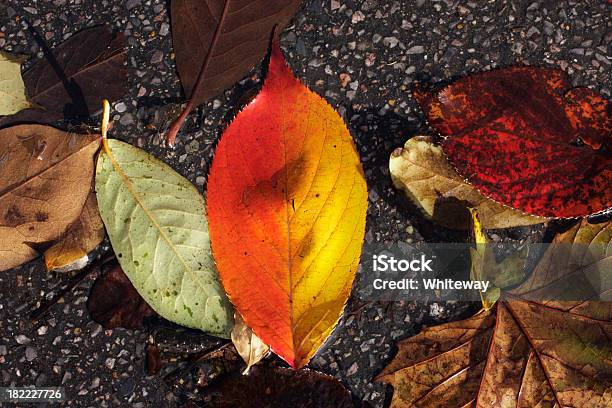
[146,343,162,375]
[86,262,157,329]
[230,313,270,375]
[44,192,105,272]
[378,300,612,408]
[377,220,612,408]
[0,125,99,271]
[510,220,611,318]
[201,366,354,408]
[172,0,301,106]
[0,25,127,127]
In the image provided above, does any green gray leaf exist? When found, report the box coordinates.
[95,139,233,337]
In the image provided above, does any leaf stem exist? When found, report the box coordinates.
[164,0,231,148]
[101,99,111,154]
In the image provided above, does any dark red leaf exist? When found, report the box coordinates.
[564,87,611,150]
[0,26,127,127]
[166,0,302,146]
[415,67,611,218]
[86,262,157,329]
[201,366,353,408]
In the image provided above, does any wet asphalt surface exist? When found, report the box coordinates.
[0,0,610,407]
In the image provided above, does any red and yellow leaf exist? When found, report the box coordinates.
[207,44,368,368]
[415,67,611,218]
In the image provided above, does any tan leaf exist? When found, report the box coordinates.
[0,52,31,115]
[231,313,270,375]
[44,192,105,272]
[509,220,612,317]
[0,125,99,271]
[389,137,548,229]
[377,220,612,407]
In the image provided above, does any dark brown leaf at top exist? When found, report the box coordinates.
[201,366,353,408]
[171,0,301,106]
[86,262,157,330]
[0,25,127,127]
[165,0,301,146]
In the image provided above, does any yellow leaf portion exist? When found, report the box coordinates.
[0,52,31,115]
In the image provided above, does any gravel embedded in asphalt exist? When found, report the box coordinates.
[0,0,609,406]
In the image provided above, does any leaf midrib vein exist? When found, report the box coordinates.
[102,144,211,297]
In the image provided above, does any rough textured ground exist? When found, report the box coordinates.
[0,0,609,407]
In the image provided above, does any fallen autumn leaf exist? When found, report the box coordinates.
[166,0,302,145]
[87,261,157,329]
[0,51,31,116]
[44,191,105,272]
[207,44,368,368]
[231,313,270,375]
[0,124,99,271]
[389,136,547,229]
[415,67,611,218]
[0,25,127,127]
[95,101,233,338]
[202,365,354,407]
[377,220,611,407]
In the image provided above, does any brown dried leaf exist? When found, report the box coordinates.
[172,0,301,106]
[230,313,269,375]
[43,192,105,272]
[202,366,353,407]
[0,26,127,127]
[86,262,157,329]
[377,220,612,407]
[0,125,99,271]
[389,137,548,229]
[166,0,302,145]
[509,220,611,319]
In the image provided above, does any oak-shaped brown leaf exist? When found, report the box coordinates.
[201,366,353,408]
[415,67,611,218]
[166,0,302,145]
[377,220,611,407]
[0,26,127,127]
[86,262,157,329]
[0,125,99,271]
